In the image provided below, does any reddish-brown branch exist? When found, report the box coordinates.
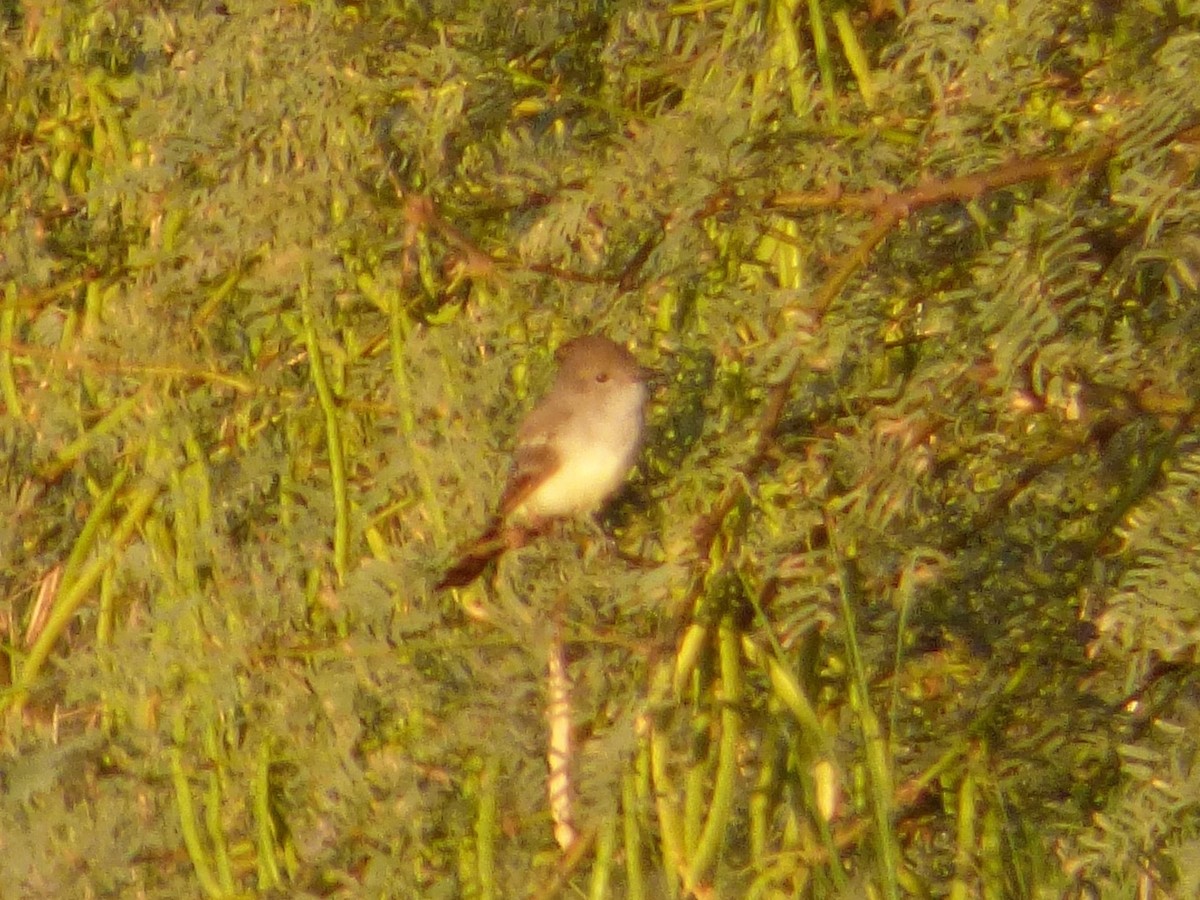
[689,127,1157,575]
[767,137,1123,219]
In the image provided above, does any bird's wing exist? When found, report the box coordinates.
[497,441,561,520]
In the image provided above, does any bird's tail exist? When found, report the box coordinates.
[435,521,517,590]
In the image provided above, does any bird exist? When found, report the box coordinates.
[436,335,648,589]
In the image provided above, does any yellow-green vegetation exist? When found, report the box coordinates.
[3,0,1200,896]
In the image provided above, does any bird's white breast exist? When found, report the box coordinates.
[511,383,644,522]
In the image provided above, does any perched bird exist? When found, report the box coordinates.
[436,335,647,589]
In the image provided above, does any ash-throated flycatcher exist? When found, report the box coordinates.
[436,335,647,589]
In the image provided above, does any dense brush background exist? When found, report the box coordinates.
[3,0,1200,896]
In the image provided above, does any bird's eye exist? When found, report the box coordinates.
[595,372,610,383]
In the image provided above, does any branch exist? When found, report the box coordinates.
[689,122,1198,584]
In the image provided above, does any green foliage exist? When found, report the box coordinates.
[3,0,1200,896]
